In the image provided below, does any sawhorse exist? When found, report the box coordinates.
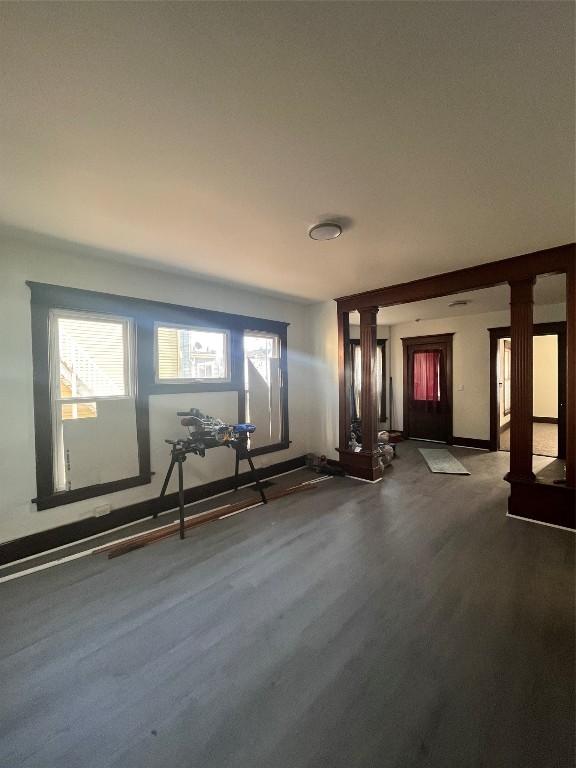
[155,435,267,540]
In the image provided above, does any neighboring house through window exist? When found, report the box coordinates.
[50,309,138,492]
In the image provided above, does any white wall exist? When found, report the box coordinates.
[307,301,339,460]
[0,231,315,544]
[533,335,558,418]
[389,305,566,439]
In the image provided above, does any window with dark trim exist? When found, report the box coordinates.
[244,331,283,450]
[28,282,290,510]
[350,339,387,422]
[50,309,138,492]
[155,323,230,383]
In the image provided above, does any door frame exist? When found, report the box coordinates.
[489,321,567,456]
[402,333,454,442]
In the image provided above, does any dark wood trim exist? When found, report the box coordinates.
[249,440,291,458]
[400,333,456,344]
[489,326,500,452]
[508,480,575,530]
[337,309,351,452]
[533,416,558,424]
[28,282,291,509]
[0,455,307,566]
[135,317,153,481]
[335,447,383,482]
[359,308,378,452]
[33,474,153,511]
[506,279,535,482]
[29,299,153,507]
[279,325,290,450]
[357,307,382,481]
[489,321,567,457]
[452,437,490,450]
[566,261,576,487]
[335,243,575,522]
[30,300,54,502]
[401,333,454,442]
[336,242,574,312]
[27,281,290,334]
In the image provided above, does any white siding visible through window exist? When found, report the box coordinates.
[156,325,229,381]
[50,310,138,491]
[57,315,130,400]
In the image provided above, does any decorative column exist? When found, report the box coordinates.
[566,261,576,488]
[337,309,351,452]
[336,304,382,481]
[507,278,535,483]
[359,306,379,455]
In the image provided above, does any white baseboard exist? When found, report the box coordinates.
[506,513,575,533]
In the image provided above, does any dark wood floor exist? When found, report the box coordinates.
[1,442,574,768]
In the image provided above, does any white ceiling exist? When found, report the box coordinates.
[1,2,573,302]
[350,274,567,326]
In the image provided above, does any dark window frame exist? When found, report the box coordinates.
[350,339,387,422]
[154,321,232,385]
[28,282,290,510]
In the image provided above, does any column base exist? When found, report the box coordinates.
[504,471,536,484]
[336,448,383,482]
[507,478,575,530]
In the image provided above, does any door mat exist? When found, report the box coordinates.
[418,449,470,475]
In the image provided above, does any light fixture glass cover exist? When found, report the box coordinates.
[309,222,342,241]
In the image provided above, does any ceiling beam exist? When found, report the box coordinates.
[336,243,575,312]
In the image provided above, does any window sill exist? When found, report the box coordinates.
[147,381,242,395]
[249,441,291,458]
[33,474,152,511]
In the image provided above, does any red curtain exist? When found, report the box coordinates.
[413,350,441,401]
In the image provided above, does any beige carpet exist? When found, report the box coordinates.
[499,422,558,457]
[534,457,566,485]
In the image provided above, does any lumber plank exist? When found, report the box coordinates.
[102,481,317,559]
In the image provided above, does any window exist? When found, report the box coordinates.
[50,310,138,492]
[350,340,386,422]
[29,282,289,509]
[156,324,230,382]
[412,350,441,402]
[244,332,283,448]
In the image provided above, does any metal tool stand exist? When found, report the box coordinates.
[232,433,268,505]
[157,442,189,540]
[156,435,267,541]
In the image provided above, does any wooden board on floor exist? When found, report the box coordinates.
[101,480,319,559]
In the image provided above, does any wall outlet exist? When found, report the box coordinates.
[457,384,464,391]
[93,503,111,517]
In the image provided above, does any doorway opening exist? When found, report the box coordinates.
[490,322,567,459]
[402,334,453,443]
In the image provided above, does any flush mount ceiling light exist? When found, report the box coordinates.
[308,222,342,241]
[448,300,470,308]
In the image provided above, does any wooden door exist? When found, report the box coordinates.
[402,334,453,442]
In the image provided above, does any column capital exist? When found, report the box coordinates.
[509,277,535,305]
[358,305,379,323]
